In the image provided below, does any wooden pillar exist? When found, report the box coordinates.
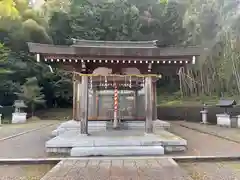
[145,77,153,133]
[76,79,81,121]
[75,79,82,121]
[96,91,99,119]
[80,76,89,134]
[113,84,118,128]
[92,89,97,117]
[152,82,157,120]
[72,74,79,120]
[134,90,138,118]
[72,75,76,120]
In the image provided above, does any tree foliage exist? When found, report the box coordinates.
[178,0,240,97]
[15,77,45,115]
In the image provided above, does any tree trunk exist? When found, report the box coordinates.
[31,103,34,117]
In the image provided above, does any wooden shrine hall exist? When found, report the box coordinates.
[28,40,202,135]
[28,40,203,156]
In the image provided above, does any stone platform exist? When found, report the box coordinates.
[46,128,187,156]
[41,158,193,180]
[51,119,170,137]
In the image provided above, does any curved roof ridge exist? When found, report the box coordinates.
[71,39,202,48]
[71,39,157,47]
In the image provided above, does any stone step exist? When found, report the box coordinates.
[41,158,193,180]
[70,146,164,157]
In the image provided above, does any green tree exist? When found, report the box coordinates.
[178,0,240,97]
[15,77,45,116]
[0,0,19,19]
[68,0,142,41]
[0,43,12,74]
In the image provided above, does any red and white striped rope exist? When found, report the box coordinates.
[114,84,118,112]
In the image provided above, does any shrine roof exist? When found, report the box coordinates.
[71,39,158,48]
[27,40,203,60]
[13,100,27,108]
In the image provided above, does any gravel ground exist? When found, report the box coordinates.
[0,164,55,180]
[180,161,240,180]
[173,121,240,143]
[169,124,240,156]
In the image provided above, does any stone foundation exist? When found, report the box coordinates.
[216,114,238,128]
[12,112,27,124]
[46,126,186,157]
[71,146,164,156]
[52,119,170,136]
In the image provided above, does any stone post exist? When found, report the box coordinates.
[80,76,89,134]
[145,77,153,133]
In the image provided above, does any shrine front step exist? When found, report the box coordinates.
[46,131,187,156]
[70,146,164,156]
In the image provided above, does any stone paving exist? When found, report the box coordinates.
[0,120,59,139]
[169,123,240,156]
[1,121,240,158]
[41,158,193,180]
[0,125,59,158]
[173,121,240,143]
[2,121,240,179]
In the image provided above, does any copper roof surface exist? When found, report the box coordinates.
[28,41,203,60]
[71,39,158,48]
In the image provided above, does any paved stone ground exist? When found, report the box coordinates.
[173,121,240,143]
[0,120,60,139]
[2,121,240,179]
[181,161,240,180]
[0,125,58,158]
[1,122,240,158]
[41,158,193,180]
[169,123,240,156]
[0,122,59,180]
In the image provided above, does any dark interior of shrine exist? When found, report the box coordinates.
[74,74,159,122]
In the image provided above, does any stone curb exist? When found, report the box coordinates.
[0,155,240,165]
[175,123,240,144]
[0,123,56,142]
